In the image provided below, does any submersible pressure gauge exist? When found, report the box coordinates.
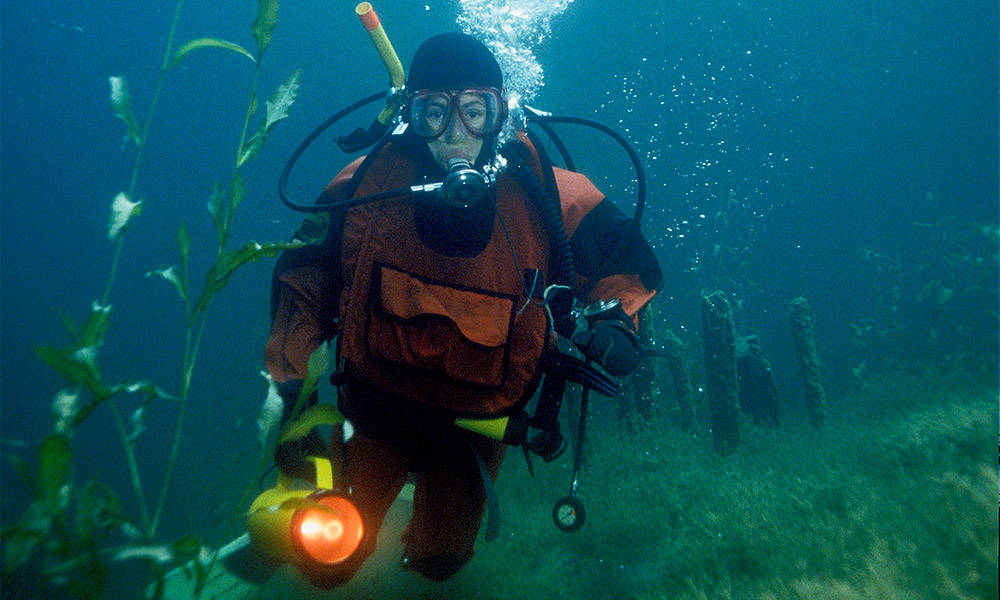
[553,495,586,532]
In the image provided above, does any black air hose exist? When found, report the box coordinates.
[507,154,576,287]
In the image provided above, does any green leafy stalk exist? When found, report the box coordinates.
[150,1,301,535]
[148,238,300,534]
[97,0,187,531]
[93,9,190,530]
[237,70,300,167]
[24,5,306,591]
[88,0,191,537]
[252,0,280,58]
[103,0,187,305]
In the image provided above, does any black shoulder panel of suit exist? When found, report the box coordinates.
[569,199,663,293]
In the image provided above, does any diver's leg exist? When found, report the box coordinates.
[401,432,505,580]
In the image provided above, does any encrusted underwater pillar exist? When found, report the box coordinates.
[662,330,694,432]
[789,297,826,429]
[701,290,740,453]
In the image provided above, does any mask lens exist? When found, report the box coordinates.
[410,91,453,138]
[409,88,504,139]
[455,89,503,137]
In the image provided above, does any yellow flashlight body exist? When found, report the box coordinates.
[246,482,316,564]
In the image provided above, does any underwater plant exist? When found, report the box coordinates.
[2,1,306,597]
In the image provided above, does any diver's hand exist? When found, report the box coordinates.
[273,429,328,481]
[572,319,639,377]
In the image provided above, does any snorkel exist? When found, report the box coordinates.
[336,3,406,151]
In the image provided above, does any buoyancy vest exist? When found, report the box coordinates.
[335,138,557,417]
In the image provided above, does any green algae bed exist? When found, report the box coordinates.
[290,367,996,600]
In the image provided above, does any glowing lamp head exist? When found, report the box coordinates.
[292,494,365,565]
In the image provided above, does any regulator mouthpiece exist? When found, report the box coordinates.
[441,158,489,208]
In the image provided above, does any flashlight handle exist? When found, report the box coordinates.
[329,421,347,488]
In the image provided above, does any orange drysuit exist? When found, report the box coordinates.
[265,132,661,581]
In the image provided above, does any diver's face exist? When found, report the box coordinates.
[425,94,485,171]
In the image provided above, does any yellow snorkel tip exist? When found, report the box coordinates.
[349,3,406,130]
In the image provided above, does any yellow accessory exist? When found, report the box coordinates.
[454,416,510,441]
[355,3,406,125]
[247,406,365,569]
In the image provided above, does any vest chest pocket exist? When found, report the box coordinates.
[366,264,517,389]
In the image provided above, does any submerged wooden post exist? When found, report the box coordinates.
[662,330,694,432]
[789,297,827,429]
[701,290,740,453]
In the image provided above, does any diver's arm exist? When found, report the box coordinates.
[265,163,356,382]
[553,168,662,375]
[265,268,339,382]
[265,266,339,479]
[553,167,661,314]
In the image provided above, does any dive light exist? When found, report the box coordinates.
[247,407,366,585]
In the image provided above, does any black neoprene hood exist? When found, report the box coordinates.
[407,32,503,91]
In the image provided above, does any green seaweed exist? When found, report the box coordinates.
[170,38,256,69]
[2,1,304,596]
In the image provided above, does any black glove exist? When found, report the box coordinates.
[274,429,329,482]
[545,286,579,339]
[572,319,639,376]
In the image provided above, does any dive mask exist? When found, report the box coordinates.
[407,87,506,139]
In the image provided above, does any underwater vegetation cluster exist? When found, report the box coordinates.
[282,368,995,600]
[3,1,307,597]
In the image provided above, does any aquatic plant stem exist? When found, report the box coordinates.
[109,399,153,534]
[149,58,263,537]
[102,0,186,307]
[236,70,262,170]
[150,318,206,536]
[93,0,187,540]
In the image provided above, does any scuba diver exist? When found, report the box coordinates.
[263,31,662,585]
